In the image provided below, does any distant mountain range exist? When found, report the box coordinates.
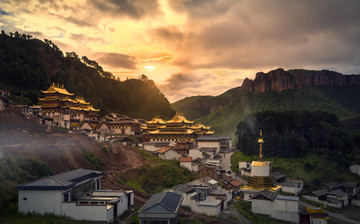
[172,68,360,138]
[0,31,175,119]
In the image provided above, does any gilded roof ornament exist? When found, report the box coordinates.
[258,130,264,161]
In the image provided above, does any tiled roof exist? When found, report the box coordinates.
[322,182,342,190]
[342,181,359,188]
[311,189,328,197]
[172,184,195,194]
[328,189,346,197]
[230,180,243,187]
[156,147,171,154]
[280,181,299,187]
[16,168,103,190]
[271,171,286,180]
[251,189,278,201]
[179,157,192,162]
[139,191,183,214]
[276,195,299,201]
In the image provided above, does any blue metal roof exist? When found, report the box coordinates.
[16,168,103,190]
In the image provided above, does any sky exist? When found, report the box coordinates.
[1,0,360,102]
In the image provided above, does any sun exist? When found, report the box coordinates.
[144,65,156,72]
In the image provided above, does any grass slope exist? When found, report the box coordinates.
[117,148,195,194]
[173,86,360,138]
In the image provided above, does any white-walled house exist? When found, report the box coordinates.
[172,177,230,216]
[16,169,134,223]
[179,157,193,171]
[304,188,349,208]
[196,137,221,155]
[251,190,299,223]
[196,136,232,153]
[138,191,183,224]
[156,147,180,160]
[189,148,203,160]
[142,141,172,153]
[280,181,304,196]
[239,161,251,176]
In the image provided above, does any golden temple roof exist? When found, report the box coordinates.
[40,84,99,113]
[87,105,100,112]
[73,96,90,105]
[148,129,195,134]
[190,123,211,130]
[241,185,282,192]
[167,112,193,124]
[251,161,271,167]
[41,83,74,96]
[146,116,166,124]
[145,112,213,136]
[39,96,74,102]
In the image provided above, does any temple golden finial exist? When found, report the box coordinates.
[258,130,264,161]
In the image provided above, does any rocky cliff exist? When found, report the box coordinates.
[241,68,360,93]
[172,68,360,137]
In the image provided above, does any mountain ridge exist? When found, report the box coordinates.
[0,31,175,119]
[241,68,360,93]
[172,68,360,138]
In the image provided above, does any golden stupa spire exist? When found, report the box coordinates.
[258,130,264,161]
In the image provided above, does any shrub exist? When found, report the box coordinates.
[83,150,104,170]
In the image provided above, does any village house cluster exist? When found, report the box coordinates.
[140,135,232,173]
[2,84,221,146]
[3,86,360,224]
[235,131,332,224]
[304,181,360,208]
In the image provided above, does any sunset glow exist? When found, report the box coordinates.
[1,0,359,102]
[145,65,156,72]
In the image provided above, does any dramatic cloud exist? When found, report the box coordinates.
[92,0,160,20]
[166,0,360,74]
[0,9,10,16]
[94,52,138,70]
[1,0,360,101]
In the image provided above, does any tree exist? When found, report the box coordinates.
[139,74,149,82]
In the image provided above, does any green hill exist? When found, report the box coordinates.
[231,110,360,191]
[0,31,175,119]
[172,69,360,139]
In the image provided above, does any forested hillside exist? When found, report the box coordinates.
[172,69,360,138]
[0,31,175,119]
[236,111,360,164]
